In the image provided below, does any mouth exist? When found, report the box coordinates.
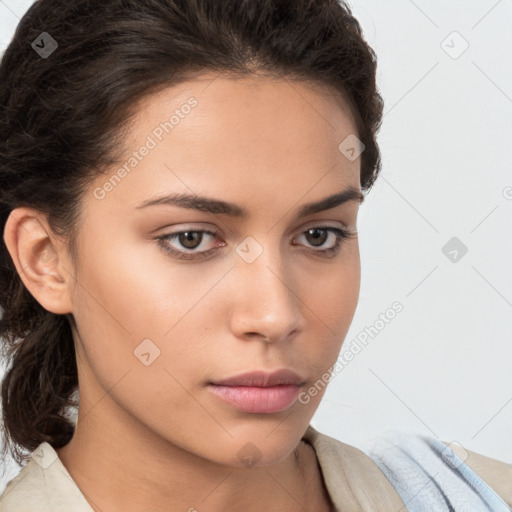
[207,369,305,414]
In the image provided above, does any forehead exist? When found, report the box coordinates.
[88,74,362,217]
[128,72,359,147]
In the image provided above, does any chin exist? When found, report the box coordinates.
[216,427,302,468]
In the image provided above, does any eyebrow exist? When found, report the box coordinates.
[135,186,364,218]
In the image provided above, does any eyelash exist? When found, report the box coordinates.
[155,225,356,261]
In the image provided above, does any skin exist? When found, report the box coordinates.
[4,73,363,511]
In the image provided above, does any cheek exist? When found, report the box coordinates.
[70,227,359,418]
[300,254,361,370]
[70,270,208,432]
[73,229,206,339]
[71,234,236,390]
[307,249,360,330]
[69,237,211,394]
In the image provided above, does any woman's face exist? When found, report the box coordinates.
[64,74,363,466]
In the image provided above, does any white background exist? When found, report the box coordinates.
[1,0,511,493]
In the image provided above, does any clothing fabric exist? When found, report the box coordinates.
[302,426,512,511]
[363,430,512,511]
[0,425,510,511]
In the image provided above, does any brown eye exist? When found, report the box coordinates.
[304,227,329,247]
[156,229,220,260]
[177,231,204,250]
[295,226,353,251]
[292,225,357,259]
[155,225,355,261]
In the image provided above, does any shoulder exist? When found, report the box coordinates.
[458,444,512,506]
[302,425,406,510]
[0,442,93,512]
[364,430,512,511]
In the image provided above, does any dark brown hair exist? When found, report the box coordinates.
[0,0,384,468]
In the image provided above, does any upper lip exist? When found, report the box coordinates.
[209,369,304,387]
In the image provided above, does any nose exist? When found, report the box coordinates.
[227,240,304,344]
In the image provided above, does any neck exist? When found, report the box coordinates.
[56,407,330,511]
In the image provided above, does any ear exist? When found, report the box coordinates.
[3,207,74,315]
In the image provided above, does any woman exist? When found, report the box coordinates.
[0,0,510,510]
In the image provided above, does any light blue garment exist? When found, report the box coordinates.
[366,431,512,511]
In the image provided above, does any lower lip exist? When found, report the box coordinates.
[207,384,301,413]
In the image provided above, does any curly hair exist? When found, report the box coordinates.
[0,0,384,468]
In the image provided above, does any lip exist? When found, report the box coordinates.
[208,384,301,414]
[209,369,305,387]
[207,369,305,414]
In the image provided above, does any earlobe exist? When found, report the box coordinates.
[3,207,74,315]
